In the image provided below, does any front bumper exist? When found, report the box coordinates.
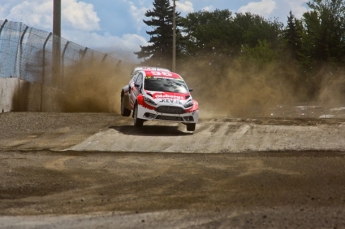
[137,104,198,123]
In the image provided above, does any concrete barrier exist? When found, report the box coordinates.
[0,78,18,112]
[0,78,61,112]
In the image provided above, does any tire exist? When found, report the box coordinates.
[186,123,196,131]
[133,103,144,127]
[121,95,131,117]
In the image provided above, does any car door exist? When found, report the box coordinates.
[129,73,143,109]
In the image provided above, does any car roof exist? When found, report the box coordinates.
[130,66,170,76]
[143,70,183,80]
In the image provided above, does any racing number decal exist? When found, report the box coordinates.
[150,71,173,77]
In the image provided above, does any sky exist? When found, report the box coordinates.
[0,0,309,61]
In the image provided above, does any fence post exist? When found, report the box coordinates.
[116,60,122,69]
[61,41,70,86]
[18,26,28,80]
[40,32,52,112]
[102,54,108,63]
[0,19,8,35]
[15,25,28,111]
[81,47,88,61]
[79,47,88,71]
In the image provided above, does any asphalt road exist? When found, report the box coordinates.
[1,112,345,228]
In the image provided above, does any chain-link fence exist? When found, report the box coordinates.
[0,19,135,112]
[0,19,134,85]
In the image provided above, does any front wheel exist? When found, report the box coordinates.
[121,95,131,117]
[133,103,144,127]
[186,123,196,131]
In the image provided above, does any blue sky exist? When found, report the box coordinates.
[0,0,309,61]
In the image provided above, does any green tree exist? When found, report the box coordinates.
[303,0,345,63]
[232,13,282,49]
[296,0,345,99]
[241,39,278,65]
[181,10,283,59]
[282,11,303,62]
[181,9,233,57]
[134,0,183,68]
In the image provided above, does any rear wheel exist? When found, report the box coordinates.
[121,95,131,117]
[186,123,196,131]
[134,103,144,127]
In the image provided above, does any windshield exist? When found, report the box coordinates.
[144,77,188,93]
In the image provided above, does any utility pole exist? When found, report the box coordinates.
[172,0,177,72]
[53,0,61,38]
[53,0,61,87]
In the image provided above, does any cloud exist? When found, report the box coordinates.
[7,0,53,30]
[63,30,148,62]
[0,2,10,20]
[2,0,100,32]
[175,1,194,14]
[1,0,142,62]
[62,0,100,31]
[238,0,276,16]
[202,5,214,12]
[285,0,308,18]
[128,1,148,33]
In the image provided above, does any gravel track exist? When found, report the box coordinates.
[1,112,345,228]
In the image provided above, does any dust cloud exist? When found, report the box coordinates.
[179,58,345,118]
[178,58,296,118]
[316,68,345,107]
[58,58,133,113]
[57,54,344,119]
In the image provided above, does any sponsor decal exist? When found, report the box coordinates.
[154,94,184,100]
[159,99,182,105]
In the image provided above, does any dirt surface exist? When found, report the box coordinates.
[1,112,345,228]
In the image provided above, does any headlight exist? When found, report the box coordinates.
[144,96,157,106]
[184,100,194,108]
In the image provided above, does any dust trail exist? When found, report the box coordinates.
[178,58,297,118]
[57,53,344,118]
[59,57,133,113]
[316,68,345,107]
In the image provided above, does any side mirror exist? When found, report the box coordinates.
[189,88,193,92]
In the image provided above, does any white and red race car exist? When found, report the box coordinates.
[120,67,199,131]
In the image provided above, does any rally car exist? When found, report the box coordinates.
[120,67,199,131]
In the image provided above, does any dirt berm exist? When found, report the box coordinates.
[1,112,345,228]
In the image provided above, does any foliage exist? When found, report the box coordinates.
[134,0,184,68]
[181,10,283,58]
[282,11,303,62]
[241,40,278,65]
[181,9,233,57]
[137,0,345,104]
